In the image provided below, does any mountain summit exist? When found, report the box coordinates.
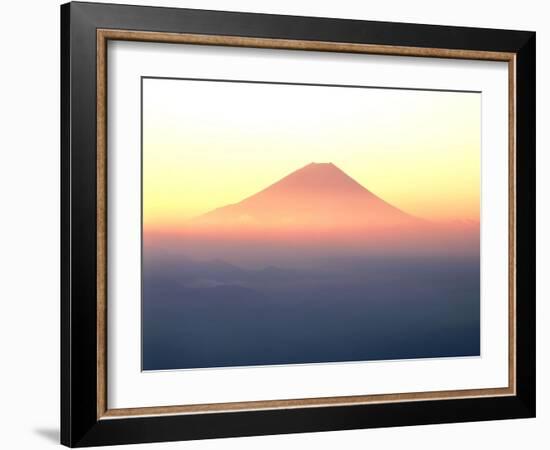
[191,163,416,230]
[258,162,370,194]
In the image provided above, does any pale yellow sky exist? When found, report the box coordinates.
[143,78,480,228]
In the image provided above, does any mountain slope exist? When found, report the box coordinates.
[190,162,417,230]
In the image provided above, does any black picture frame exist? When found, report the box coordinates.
[61,1,535,447]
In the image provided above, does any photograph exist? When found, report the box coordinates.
[54,2,537,447]
[142,77,482,370]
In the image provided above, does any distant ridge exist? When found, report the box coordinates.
[189,162,417,230]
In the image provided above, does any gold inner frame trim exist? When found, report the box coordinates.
[96,28,517,420]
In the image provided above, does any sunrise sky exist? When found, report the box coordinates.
[143,78,480,230]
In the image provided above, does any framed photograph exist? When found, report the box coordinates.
[61,2,536,447]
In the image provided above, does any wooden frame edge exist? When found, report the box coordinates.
[95,28,517,420]
[98,28,515,61]
[97,29,108,419]
[508,55,517,396]
[100,387,516,419]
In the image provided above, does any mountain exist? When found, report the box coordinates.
[189,163,418,231]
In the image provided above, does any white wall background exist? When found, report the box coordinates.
[0,0,546,448]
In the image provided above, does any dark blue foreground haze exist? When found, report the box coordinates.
[142,254,480,370]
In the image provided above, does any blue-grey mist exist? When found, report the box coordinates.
[142,251,480,370]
